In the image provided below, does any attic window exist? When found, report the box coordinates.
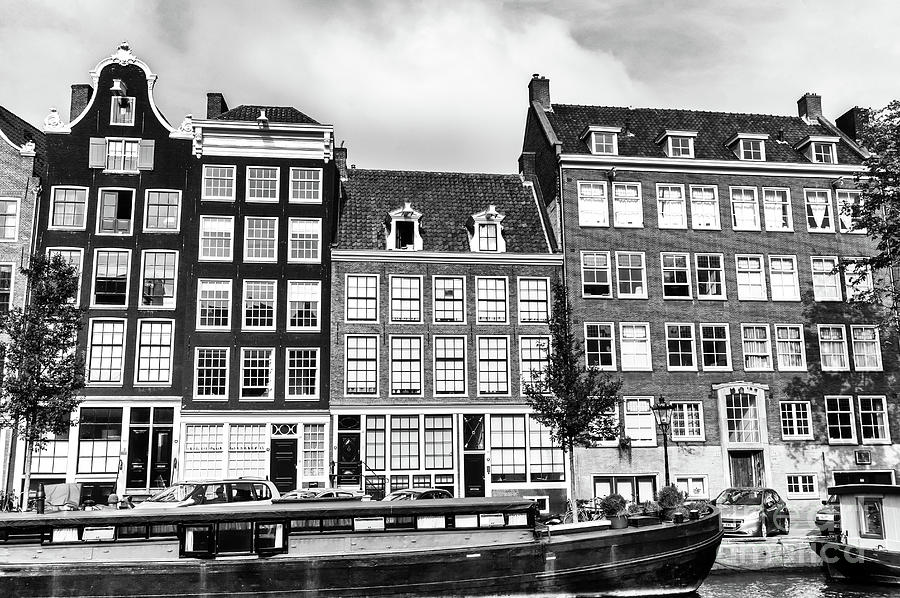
[794,135,840,165]
[726,133,768,161]
[110,97,135,126]
[386,202,423,251]
[582,126,620,155]
[468,205,506,253]
[656,130,697,158]
[395,221,415,249]
[812,142,835,164]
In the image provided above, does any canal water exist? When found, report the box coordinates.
[697,570,900,597]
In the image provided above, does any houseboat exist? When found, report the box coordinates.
[0,497,723,597]
[810,484,900,585]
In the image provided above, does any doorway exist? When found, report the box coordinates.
[729,450,765,487]
[464,454,485,497]
[269,439,298,493]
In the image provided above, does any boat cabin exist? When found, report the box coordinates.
[829,484,900,552]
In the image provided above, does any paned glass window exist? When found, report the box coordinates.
[88,320,126,384]
[195,348,228,399]
[740,139,763,160]
[665,323,695,370]
[0,199,19,240]
[288,281,320,330]
[775,325,805,370]
[202,165,236,201]
[612,183,642,227]
[433,277,464,323]
[240,348,273,399]
[811,257,841,301]
[434,336,466,395]
[290,168,321,202]
[390,336,422,396]
[477,336,509,395]
[836,190,864,233]
[581,252,611,298]
[425,415,454,470]
[671,403,703,440]
[183,425,223,479]
[478,224,498,251]
[763,188,792,231]
[616,252,646,298]
[736,255,766,300]
[731,187,760,230]
[529,419,563,481]
[77,407,122,473]
[106,139,139,172]
[365,416,386,471]
[490,415,525,482]
[695,254,725,299]
[93,249,129,306]
[476,277,507,323]
[690,185,719,229]
[288,218,321,263]
[135,320,173,384]
[825,396,855,443]
[812,142,835,164]
[591,132,617,154]
[346,335,378,395]
[391,415,419,470]
[819,325,849,371]
[197,280,231,329]
[805,189,834,232]
[620,323,651,370]
[851,326,881,371]
[244,217,277,261]
[287,348,318,399]
[520,336,549,387]
[110,96,135,125]
[657,185,686,228]
[97,190,133,234]
[624,397,656,446]
[141,250,177,308]
[302,424,326,477]
[780,401,812,439]
[346,275,378,321]
[51,187,87,228]
[199,216,233,261]
[247,166,279,201]
[0,265,12,313]
[577,181,608,226]
[741,324,772,370]
[585,323,615,370]
[859,396,889,443]
[769,256,800,301]
[725,390,760,443]
[661,252,691,298]
[700,324,730,370]
[844,259,874,301]
[144,190,180,231]
[390,276,422,322]
[518,278,549,323]
[243,280,276,329]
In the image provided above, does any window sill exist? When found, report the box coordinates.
[200,197,236,202]
[662,296,693,301]
[0,238,19,243]
[579,223,610,228]
[692,226,723,232]
[827,439,858,446]
[138,305,176,311]
[47,225,87,231]
[771,298,802,302]
[242,258,278,264]
[85,382,125,388]
[101,169,140,175]
[390,319,424,325]
[785,493,819,500]
[143,229,180,234]
[616,296,649,300]
[854,367,884,373]
[242,327,277,332]
[764,228,794,233]
[657,225,688,230]
[778,367,808,372]
[238,397,276,402]
[198,257,234,263]
[191,396,229,402]
[807,229,837,234]
[821,367,851,373]
[89,304,128,310]
[286,327,323,333]
[95,231,133,237]
[196,327,232,332]
[697,296,727,301]
[613,224,644,229]
[861,439,892,446]
[134,382,173,388]
[285,396,319,401]
[671,437,706,443]
[432,320,467,325]
[782,435,814,441]
[287,259,322,264]
[702,366,733,372]
[245,198,279,203]
[667,367,698,372]
[288,199,324,204]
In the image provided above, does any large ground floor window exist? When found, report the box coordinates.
[593,474,656,503]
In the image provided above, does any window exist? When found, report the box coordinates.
[433,336,466,395]
[246,166,279,201]
[585,323,615,370]
[616,251,647,298]
[612,183,642,227]
[50,187,87,229]
[244,217,278,262]
[140,250,177,308]
[433,276,464,323]
[365,416,386,471]
[811,257,841,301]
[775,325,806,371]
[812,142,836,164]
[425,415,454,470]
[624,397,656,446]
[202,165,236,201]
[780,401,812,440]
[477,223,499,251]
[97,189,134,235]
[0,199,19,241]
[195,348,229,400]
[735,255,766,300]
[859,396,890,443]
[240,348,274,399]
[346,274,379,322]
[110,96,135,125]
[768,256,800,301]
[87,319,126,384]
[105,138,140,172]
[671,402,703,440]
[529,419,563,481]
[289,168,322,203]
[0,265,12,313]
[390,276,422,323]
[92,249,130,307]
[183,424,224,479]
[476,277,508,323]
[763,188,792,231]
[656,184,686,228]
[581,251,612,298]
[589,131,618,155]
[143,190,180,232]
[825,396,856,444]
[851,326,882,371]
[844,259,874,301]
[740,139,764,161]
[700,324,731,370]
[860,497,885,539]
[243,280,276,330]
[665,323,696,370]
[818,325,849,371]
[288,218,321,263]
[689,185,720,229]
[741,324,772,371]
[490,415,525,482]
[667,136,694,158]
[135,320,174,385]
[346,335,378,395]
[520,336,549,387]
[786,474,817,498]
[805,189,834,232]
[730,187,760,230]
[390,336,423,396]
[518,278,549,323]
[227,424,266,477]
[77,408,122,474]
[620,323,651,371]
[477,336,509,395]
[836,190,864,233]
[303,424,326,478]
[198,216,234,261]
[725,389,760,443]
[676,476,708,500]
[695,254,725,300]
[391,415,420,470]
[197,280,231,330]
[661,252,691,298]
[287,281,321,331]
[577,181,608,226]
[286,348,319,400]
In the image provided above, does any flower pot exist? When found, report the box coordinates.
[608,514,628,529]
[661,507,676,521]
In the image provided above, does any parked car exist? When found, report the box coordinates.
[135,479,280,509]
[381,488,453,501]
[275,488,368,502]
[714,487,790,537]
[814,494,841,534]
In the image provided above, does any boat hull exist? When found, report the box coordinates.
[0,514,722,597]
[812,540,900,586]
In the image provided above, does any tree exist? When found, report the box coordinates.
[522,281,622,522]
[0,254,84,504]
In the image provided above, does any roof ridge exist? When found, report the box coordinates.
[349,168,522,178]
[552,102,804,122]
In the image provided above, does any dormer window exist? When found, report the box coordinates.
[794,135,839,164]
[812,142,835,164]
[386,202,423,251]
[468,205,506,253]
[110,97,135,126]
[726,133,768,161]
[581,126,621,155]
[656,130,697,158]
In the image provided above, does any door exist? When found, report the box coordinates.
[464,454,485,497]
[834,471,894,485]
[336,434,361,485]
[126,428,149,488]
[729,450,764,487]
[150,428,172,489]
[270,439,298,493]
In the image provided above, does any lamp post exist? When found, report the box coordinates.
[651,396,674,487]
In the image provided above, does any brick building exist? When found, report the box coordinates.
[522,75,894,522]
[331,166,567,511]
[0,105,44,490]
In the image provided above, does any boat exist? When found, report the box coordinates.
[0,497,723,597]
[809,484,900,585]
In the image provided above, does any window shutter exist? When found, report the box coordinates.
[138,140,155,170]
[88,138,107,168]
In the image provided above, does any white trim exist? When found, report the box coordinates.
[688,184,721,230]
[288,167,323,204]
[618,322,652,372]
[518,334,551,387]
[431,275,467,325]
[656,183,687,229]
[622,396,657,447]
[238,347,276,402]
[558,153,864,176]
[735,253,768,301]
[285,347,321,401]
[138,249,178,311]
[198,215,235,262]
[85,318,127,387]
[761,187,794,232]
[95,187,136,236]
[388,334,425,398]
[824,395,857,445]
[694,253,727,301]
[740,323,774,372]
[699,323,732,372]
[0,197,20,243]
[243,216,279,263]
[345,273,380,324]
[109,96,136,127]
[432,334,468,398]
[669,402,706,442]
[46,247,84,307]
[580,250,612,299]
[614,251,648,299]
[241,279,278,331]
[142,189,182,233]
[611,182,643,228]
[344,334,380,398]
[576,180,609,227]
[48,186,89,231]
[768,255,800,302]
[331,250,561,265]
[773,323,807,372]
[785,473,819,500]
[245,165,281,203]
[474,276,509,325]
[779,400,814,441]
[101,137,142,174]
[389,275,424,324]
[195,278,232,332]
[517,276,551,325]
[850,325,882,372]
[660,251,693,300]
[475,335,512,398]
[817,324,850,372]
[133,318,175,387]
[89,248,132,309]
[584,322,617,372]
[811,255,842,302]
[729,186,761,231]
[857,395,891,445]
[193,346,230,402]
[675,474,710,500]
[663,322,697,371]
[286,280,322,332]
[201,164,237,201]
[803,188,836,233]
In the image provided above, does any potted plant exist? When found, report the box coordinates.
[599,493,628,529]
[657,485,685,521]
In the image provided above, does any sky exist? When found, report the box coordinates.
[2,0,899,173]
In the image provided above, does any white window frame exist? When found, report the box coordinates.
[785,473,819,499]
[242,279,277,331]
[730,186,760,231]
[850,325,882,371]
[198,215,235,262]
[664,322,697,371]
[656,184,687,229]
[735,254,767,301]
[666,135,695,158]
[660,252,692,299]
[287,280,322,332]
[676,475,710,500]
[519,335,550,388]
[90,248,132,309]
[700,323,732,371]
[239,347,275,401]
[86,318,127,386]
[345,274,380,323]
[836,190,864,234]
[780,401,814,440]
[619,322,652,372]
[741,323,773,372]
[768,255,800,301]
[695,253,726,300]
[476,336,511,397]
[844,258,874,301]
[0,197,20,242]
[109,95,136,126]
[812,142,837,164]
[858,395,891,445]
[475,276,509,324]
[103,137,141,173]
[196,279,232,331]
[517,277,551,324]
[133,318,175,386]
[804,189,835,233]
[585,322,617,371]
[389,275,424,324]
[289,167,323,203]
[201,164,237,201]
[193,347,230,401]
[623,396,657,447]
[825,395,857,445]
[739,138,766,161]
[581,251,612,299]
[612,182,643,228]
[774,324,807,371]
[811,256,842,302]
[615,251,647,299]
[670,402,705,442]
[142,189,182,233]
[762,187,793,232]
[344,334,380,397]
[46,247,84,307]
[577,181,608,227]
[432,335,468,397]
[95,187,136,236]
[243,216,279,263]
[818,324,849,372]
[588,130,619,155]
[287,217,322,264]
[285,347,320,401]
[245,165,280,203]
[432,276,466,325]
[689,185,721,230]
[48,186,89,231]
[138,249,178,310]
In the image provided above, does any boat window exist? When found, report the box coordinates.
[507,513,528,527]
[455,514,478,529]
[291,518,321,533]
[182,524,214,557]
[417,515,445,529]
[217,521,253,554]
[82,526,115,541]
[118,524,148,539]
[255,522,285,555]
[149,524,177,537]
[354,517,385,532]
[51,527,80,543]
[385,515,416,530]
[859,497,885,539]
[321,517,353,531]
[479,513,505,528]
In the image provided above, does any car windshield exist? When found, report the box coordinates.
[715,489,763,506]
[383,492,411,501]
[145,483,199,503]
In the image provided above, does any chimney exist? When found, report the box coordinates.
[797,93,823,122]
[70,84,92,121]
[836,107,869,143]
[529,74,551,110]
[334,146,348,181]
[519,152,537,177]
[206,92,229,119]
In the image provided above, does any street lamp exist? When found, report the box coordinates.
[651,396,675,487]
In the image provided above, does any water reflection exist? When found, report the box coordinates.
[695,571,900,597]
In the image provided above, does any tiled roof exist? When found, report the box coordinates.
[546,104,864,165]
[0,104,45,175]
[338,169,552,254]
[215,105,320,125]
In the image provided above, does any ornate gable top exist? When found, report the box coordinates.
[111,41,138,66]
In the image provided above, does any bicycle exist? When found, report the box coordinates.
[0,490,21,512]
